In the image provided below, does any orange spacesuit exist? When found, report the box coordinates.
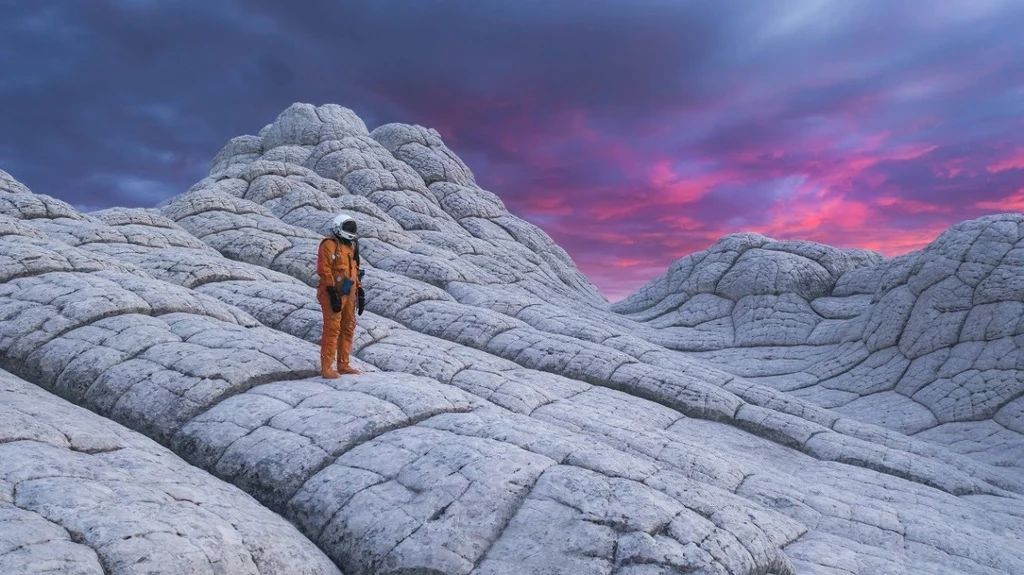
[317,214,364,378]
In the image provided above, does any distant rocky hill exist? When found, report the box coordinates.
[1,103,1022,575]
[614,219,1024,469]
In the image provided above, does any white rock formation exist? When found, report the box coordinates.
[0,368,340,575]
[1,103,1023,574]
[616,217,1024,471]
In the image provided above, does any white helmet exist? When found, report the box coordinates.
[330,213,357,241]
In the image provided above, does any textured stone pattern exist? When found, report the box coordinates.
[1,102,1023,575]
[614,215,1024,473]
[0,368,340,575]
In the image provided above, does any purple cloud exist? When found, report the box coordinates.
[2,0,1024,300]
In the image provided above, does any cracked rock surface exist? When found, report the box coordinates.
[617,215,1024,473]
[2,102,1023,574]
[0,368,340,575]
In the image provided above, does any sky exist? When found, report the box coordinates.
[2,1,1024,301]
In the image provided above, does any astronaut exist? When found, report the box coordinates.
[316,213,365,378]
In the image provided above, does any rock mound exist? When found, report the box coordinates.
[2,102,1023,575]
[612,233,884,346]
[619,213,1024,470]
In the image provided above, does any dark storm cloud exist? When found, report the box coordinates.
[0,0,727,207]
[1,1,286,207]
[245,0,734,109]
[2,0,1024,299]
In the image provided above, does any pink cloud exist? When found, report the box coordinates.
[855,224,955,257]
[874,195,952,214]
[646,160,735,206]
[988,149,1024,173]
[976,189,1024,211]
[933,158,970,179]
[611,257,650,268]
[757,188,875,237]
[519,197,574,216]
[411,74,1024,302]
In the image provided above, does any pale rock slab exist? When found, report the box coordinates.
[0,368,340,575]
